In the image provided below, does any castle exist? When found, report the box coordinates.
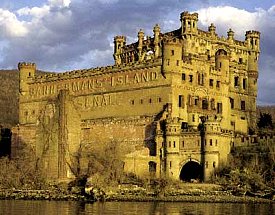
[15,11,260,181]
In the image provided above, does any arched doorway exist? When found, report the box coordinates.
[180,161,203,182]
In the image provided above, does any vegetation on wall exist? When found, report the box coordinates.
[67,140,125,187]
[213,114,275,196]
[0,144,46,189]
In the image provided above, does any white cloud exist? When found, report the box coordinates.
[0,9,28,37]
[196,6,260,38]
[17,5,50,19]
[48,0,71,8]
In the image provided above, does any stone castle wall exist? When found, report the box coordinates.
[16,11,260,181]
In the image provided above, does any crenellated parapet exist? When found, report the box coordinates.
[18,62,36,71]
[18,62,36,95]
[180,11,198,35]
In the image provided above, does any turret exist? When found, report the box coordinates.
[18,62,36,95]
[245,31,260,72]
[245,31,260,130]
[113,35,126,65]
[162,39,182,76]
[227,28,234,43]
[245,30,260,52]
[208,23,216,38]
[180,11,198,35]
[215,49,229,76]
[138,29,144,61]
[153,24,161,58]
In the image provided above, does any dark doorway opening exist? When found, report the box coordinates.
[0,128,12,157]
[180,161,203,182]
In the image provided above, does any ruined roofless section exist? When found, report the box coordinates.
[17,11,260,181]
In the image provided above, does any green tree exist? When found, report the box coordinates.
[258,112,273,129]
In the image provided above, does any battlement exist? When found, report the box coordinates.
[18,62,36,70]
[180,11,198,21]
[114,35,126,41]
[245,30,260,38]
[31,57,162,83]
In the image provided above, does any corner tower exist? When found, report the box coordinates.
[246,30,260,73]
[180,11,198,35]
[113,35,126,65]
[18,62,36,95]
[245,30,260,130]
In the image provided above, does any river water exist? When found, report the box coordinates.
[0,200,274,215]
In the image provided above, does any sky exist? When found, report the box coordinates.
[0,0,275,105]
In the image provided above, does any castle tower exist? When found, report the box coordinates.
[153,24,161,58]
[215,49,229,80]
[246,31,260,73]
[227,28,234,43]
[203,116,222,181]
[18,62,36,95]
[180,11,198,35]
[113,35,126,65]
[137,29,145,61]
[165,117,181,178]
[162,38,182,78]
[245,30,260,130]
[208,23,216,38]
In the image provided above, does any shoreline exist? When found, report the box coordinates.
[0,189,273,204]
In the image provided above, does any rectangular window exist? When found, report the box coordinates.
[210,139,213,146]
[189,75,193,83]
[241,100,246,110]
[234,77,239,87]
[198,73,200,85]
[158,97,162,103]
[209,79,213,87]
[169,141,171,147]
[239,58,243,64]
[202,99,208,109]
[173,141,176,148]
[194,98,199,106]
[182,73,186,80]
[131,100,135,105]
[198,73,204,86]
[169,161,172,168]
[176,60,180,66]
[217,102,223,114]
[243,78,247,89]
[230,98,234,109]
[178,95,182,107]
[171,50,174,56]
[192,114,195,122]
[182,141,184,148]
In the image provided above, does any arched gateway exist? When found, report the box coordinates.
[179,160,203,181]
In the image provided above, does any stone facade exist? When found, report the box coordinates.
[16,11,260,181]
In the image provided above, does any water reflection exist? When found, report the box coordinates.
[0,200,274,215]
